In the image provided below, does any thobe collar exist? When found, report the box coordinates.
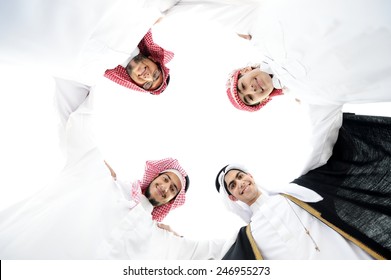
[249,184,323,216]
[140,195,154,214]
[260,61,284,89]
[262,55,309,87]
[249,192,270,214]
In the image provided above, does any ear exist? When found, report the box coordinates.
[228,194,238,202]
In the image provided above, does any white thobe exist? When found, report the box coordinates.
[0,91,227,260]
[97,189,227,260]
[249,0,391,105]
[0,0,173,85]
[293,104,343,176]
[249,193,374,259]
[166,0,261,35]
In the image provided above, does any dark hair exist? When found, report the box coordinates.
[165,74,170,86]
[215,165,233,195]
[215,166,247,195]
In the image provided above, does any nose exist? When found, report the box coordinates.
[141,71,153,82]
[250,80,258,91]
[134,65,148,77]
[162,184,169,193]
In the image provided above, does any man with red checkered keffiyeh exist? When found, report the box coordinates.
[104,29,174,95]
[0,0,175,96]
[105,157,189,223]
[54,28,174,127]
[0,86,231,259]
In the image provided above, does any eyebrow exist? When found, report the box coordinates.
[227,171,242,189]
[237,80,251,105]
[239,90,258,107]
[228,180,234,189]
[241,92,252,106]
[165,174,179,193]
[237,81,243,95]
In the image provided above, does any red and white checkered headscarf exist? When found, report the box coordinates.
[226,68,284,112]
[132,158,189,222]
[104,29,174,95]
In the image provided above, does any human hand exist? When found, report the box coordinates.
[154,16,164,25]
[237,33,252,40]
[104,160,117,180]
[157,223,183,237]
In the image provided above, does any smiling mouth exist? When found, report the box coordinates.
[156,186,164,197]
[240,185,248,195]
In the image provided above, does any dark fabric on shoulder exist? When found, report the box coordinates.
[292,113,391,259]
[222,226,256,260]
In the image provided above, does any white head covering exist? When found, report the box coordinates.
[215,164,254,223]
[215,163,324,224]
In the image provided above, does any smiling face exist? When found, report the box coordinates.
[224,169,261,206]
[236,66,274,106]
[126,54,164,91]
[145,172,182,207]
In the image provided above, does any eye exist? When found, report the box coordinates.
[164,177,169,183]
[143,81,152,90]
[238,173,243,179]
[241,82,245,91]
[229,182,236,190]
[153,70,160,81]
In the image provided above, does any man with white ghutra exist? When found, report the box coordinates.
[215,112,391,260]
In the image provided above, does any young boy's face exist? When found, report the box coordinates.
[224,169,260,206]
[236,66,274,106]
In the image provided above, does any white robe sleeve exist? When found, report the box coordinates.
[64,0,164,85]
[163,234,230,260]
[54,77,91,127]
[299,104,343,175]
[0,0,165,85]
[165,0,261,34]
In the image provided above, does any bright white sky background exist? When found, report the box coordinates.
[0,1,390,248]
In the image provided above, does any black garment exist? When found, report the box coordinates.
[222,225,261,260]
[292,113,391,259]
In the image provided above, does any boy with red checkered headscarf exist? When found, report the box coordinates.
[105,157,189,223]
[225,0,391,112]
[0,88,230,259]
[226,63,284,112]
